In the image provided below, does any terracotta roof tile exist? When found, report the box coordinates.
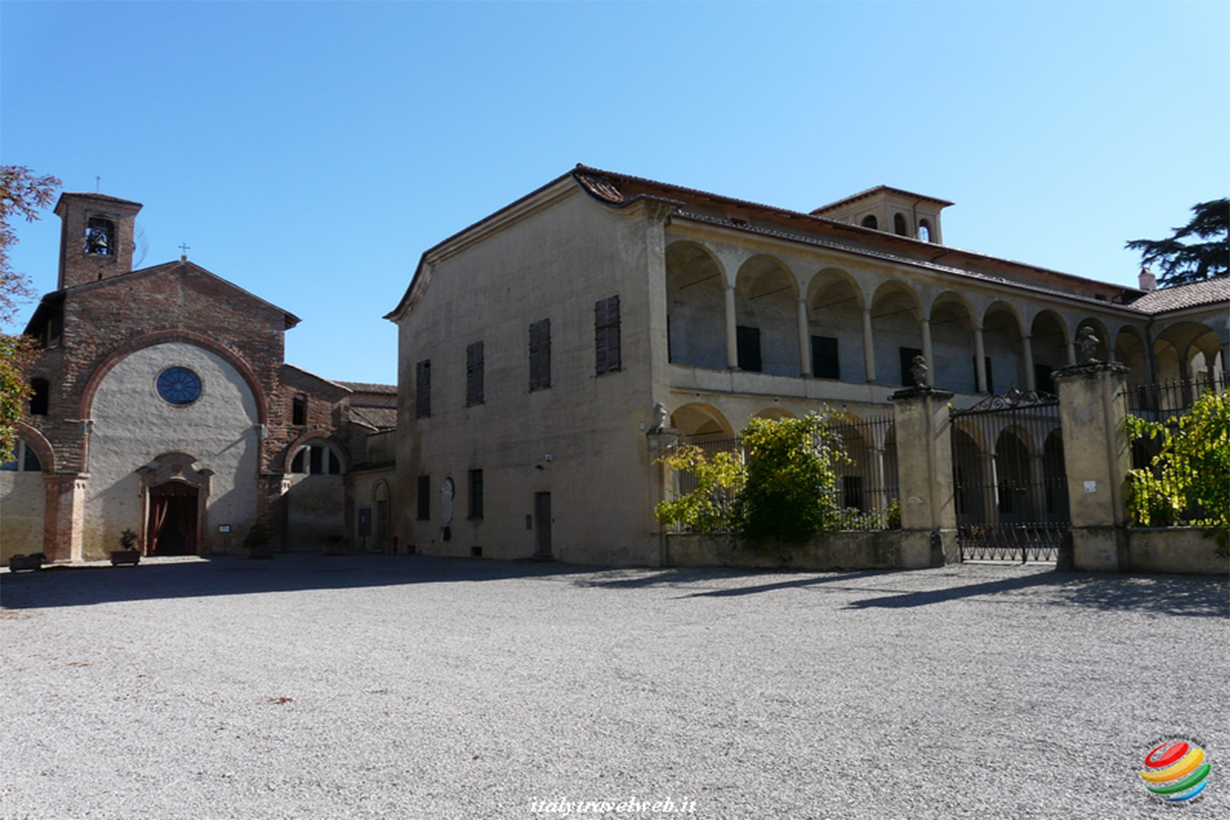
[1127,276,1230,314]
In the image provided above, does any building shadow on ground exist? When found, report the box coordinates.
[841,568,1228,618]
[0,553,595,610]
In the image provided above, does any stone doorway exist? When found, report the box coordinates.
[147,481,200,555]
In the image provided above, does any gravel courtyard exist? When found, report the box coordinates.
[2,554,1226,820]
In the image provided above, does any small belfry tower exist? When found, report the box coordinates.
[55,192,143,290]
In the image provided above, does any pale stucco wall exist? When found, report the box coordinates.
[394,186,663,566]
[1,472,44,564]
[285,472,345,549]
[1127,528,1229,575]
[84,342,259,560]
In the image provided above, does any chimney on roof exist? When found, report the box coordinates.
[1138,267,1157,292]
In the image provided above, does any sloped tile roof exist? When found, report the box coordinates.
[1127,276,1230,314]
[349,405,397,430]
[337,381,397,395]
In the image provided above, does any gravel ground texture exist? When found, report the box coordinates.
[1,553,1226,820]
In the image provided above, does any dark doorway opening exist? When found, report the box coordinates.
[147,482,200,555]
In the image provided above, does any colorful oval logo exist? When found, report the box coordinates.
[1140,739,1211,802]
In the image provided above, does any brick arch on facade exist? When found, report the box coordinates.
[282,430,351,474]
[78,330,268,425]
[13,422,55,473]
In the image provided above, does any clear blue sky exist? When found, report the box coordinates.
[3,1,1227,385]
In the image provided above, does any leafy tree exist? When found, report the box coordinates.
[1125,198,1228,287]
[732,413,850,543]
[1126,390,1230,558]
[1,166,60,461]
[654,444,745,533]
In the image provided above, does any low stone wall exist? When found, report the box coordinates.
[664,530,906,571]
[1126,527,1229,575]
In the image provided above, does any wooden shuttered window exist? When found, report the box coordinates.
[736,325,762,372]
[811,336,840,379]
[595,295,621,376]
[466,341,484,406]
[416,475,430,520]
[415,359,431,418]
[899,347,922,386]
[529,319,551,391]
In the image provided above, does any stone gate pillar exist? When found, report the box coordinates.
[647,406,681,568]
[890,378,958,568]
[1053,358,1131,571]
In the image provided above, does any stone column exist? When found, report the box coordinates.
[43,473,87,563]
[862,307,876,382]
[647,422,682,568]
[1053,359,1131,571]
[724,284,739,369]
[890,384,958,568]
[1066,338,1077,366]
[796,298,811,376]
[973,324,988,393]
[980,452,999,525]
[920,319,934,386]
[1022,334,1036,392]
[869,445,887,514]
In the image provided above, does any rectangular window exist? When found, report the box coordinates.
[843,475,865,512]
[811,336,840,379]
[1035,364,1055,395]
[416,475,430,520]
[737,325,762,372]
[899,347,923,386]
[973,356,995,394]
[468,469,484,519]
[466,341,484,406]
[595,295,621,375]
[415,359,431,418]
[529,319,551,391]
[292,394,307,425]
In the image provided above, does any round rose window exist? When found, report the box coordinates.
[156,366,202,405]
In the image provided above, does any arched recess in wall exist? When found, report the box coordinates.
[285,434,348,475]
[79,330,268,425]
[372,480,391,546]
[1074,317,1112,363]
[983,301,1028,393]
[951,425,985,525]
[929,291,977,393]
[671,402,734,441]
[735,255,801,376]
[1154,321,1224,387]
[869,281,923,386]
[665,241,727,370]
[1114,326,1151,386]
[1030,311,1070,394]
[994,427,1035,524]
[751,407,796,421]
[806,267,864,382]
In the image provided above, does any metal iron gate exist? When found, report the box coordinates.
[950,388,1069,562]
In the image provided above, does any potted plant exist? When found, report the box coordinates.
[244,523,275,559]
[110,529,141,566]
[9,553,45,572]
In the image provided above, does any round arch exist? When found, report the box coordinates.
[734,254,801,376]
[671,402,734,439]
[12,422,55,473]
[283,431,351,475]
[870,280,923,386]
[80,330,268,425]
[666,241,728,371]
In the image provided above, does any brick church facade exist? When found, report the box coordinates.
[1,192,395,565]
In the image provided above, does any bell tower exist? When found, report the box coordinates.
[55,192,143,290]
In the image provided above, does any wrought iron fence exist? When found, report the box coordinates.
[1126,374,1227,424]
[672,414,900,532]
[950,388,1068,562]
[1124,376,1226,526]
